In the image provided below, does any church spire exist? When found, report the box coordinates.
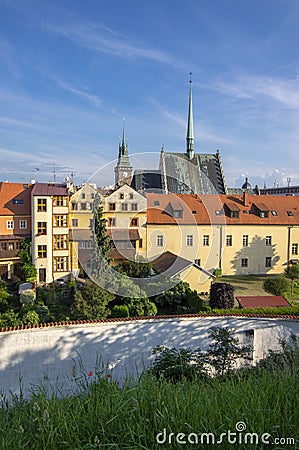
[186,73,194,159]
[114,119,133,186]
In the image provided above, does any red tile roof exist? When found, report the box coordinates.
[236,296,291,308]
[0,182,32,215]
[146,193,299,225]
[31,183,68,196]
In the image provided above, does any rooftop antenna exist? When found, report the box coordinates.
[52,162,56,183]
[287,177,291,187]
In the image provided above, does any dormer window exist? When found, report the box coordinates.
[287,211,294,216]
[224,202,240,219]
[272,210,278,216]
[253,202,269,218]
[173,210,183,218]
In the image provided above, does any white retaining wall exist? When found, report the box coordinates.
[0,316,298,400]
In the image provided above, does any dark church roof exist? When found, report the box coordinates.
[161,150,227,194]
[131,169,162,193]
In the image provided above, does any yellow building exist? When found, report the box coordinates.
[102,184,147,263]
[145,192,299,292]
[69,183,99,276]
[31,183,72,283]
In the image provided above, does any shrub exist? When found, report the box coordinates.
[263,276,289,296]
[207,326,253,376]
[19,290,36,305]
[22,310,40,325]
[149,345,208,382]
[111,305,130,318]
[209,282,234,309]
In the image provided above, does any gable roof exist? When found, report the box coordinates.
[236,296,291,308]
[31,183,68,196]
[0,182,32,215]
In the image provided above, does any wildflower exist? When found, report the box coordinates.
[88,371,93,377]
[19,425,24,433]
[107,373,111,381]
[43,409,50,422]
[94,435,100,446]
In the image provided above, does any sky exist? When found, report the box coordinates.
[0,0,299,188]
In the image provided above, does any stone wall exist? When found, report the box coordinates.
[0,316,298,400]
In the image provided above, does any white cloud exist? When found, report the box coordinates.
[45,20,185,68]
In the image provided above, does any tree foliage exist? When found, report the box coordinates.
[18,238,37,281]
[209,282,235,309]
[90,199,112,277]
[263,276,290,296]
[155,280,207,313]
[207,326,253,376]
[70,280,114,320]
[284,264,299,295]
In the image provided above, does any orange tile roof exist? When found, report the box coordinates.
[0,182,32,215]
[236,296,291,308]
[146,193,299,225]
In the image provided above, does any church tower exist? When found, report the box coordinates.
[186,73,194,159]
[114,122,133,186]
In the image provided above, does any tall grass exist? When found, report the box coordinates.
[0,357,298,449]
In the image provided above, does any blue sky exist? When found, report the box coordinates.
[0,0,299,188]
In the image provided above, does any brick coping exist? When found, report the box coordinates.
[1,312,298,333]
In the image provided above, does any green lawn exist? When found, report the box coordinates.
[220,275,270,297]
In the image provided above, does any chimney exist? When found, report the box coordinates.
[243,191,249,207]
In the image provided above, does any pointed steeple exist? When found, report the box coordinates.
[114,119,133,186]
[186,73,194,159]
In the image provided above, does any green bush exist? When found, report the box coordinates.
[111,305,130,318]
[19,290,36,305]
[22,310,40,325]
[263,276,290,296]
[209,282,235,309]
[149,345,208,382]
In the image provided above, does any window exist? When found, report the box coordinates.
[16,241,21,250]
[108,217,116,227]
[265,257,272,267]
[139,239,143,248]
[89,219,93,228]
[194,259,201,266]
[19,220,27,229]
[53,196,67,207]
[81,193,86,199]
[292,243,298,255]
[271,210,278,216]
[81,203,87,210]
[243,235,249,247]
[156,235,164,246]
[186,235,193,246]
[131,218,138,227]
[192,210,197,214]
[230,211,240,218]
[71,203,78,210]
[37,198,47,212]
[54,235,68,250]
[72,219,78,227]
[215,210,221,216]
[8,242,14,251]
[173,210,183,218]
[287,211,294,216]
[54,256,68,272]
[119,193,124,199]
[154,200,160,206]
[226,235,232,246]
[129,193,134,199]
[109,203,116,211]
[0,242,7,251]
[203,235,209,246]
[54,215,67,227]
[37,222,47,234]
[91,193,95,199]
[121,203,128,211]
[13,199,24,204]
[241,258,248,267]
[38,245,47,258]
[265,236,272,246]
[6,220,14,230]
[132,203,138,211]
